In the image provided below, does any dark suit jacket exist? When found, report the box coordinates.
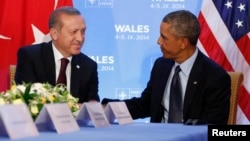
[122,50,230,124]
[15,41,100,103]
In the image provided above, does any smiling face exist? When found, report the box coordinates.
[50,14,86,57]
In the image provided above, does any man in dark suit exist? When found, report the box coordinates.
[102,10,231,124]
[15,6,100,103]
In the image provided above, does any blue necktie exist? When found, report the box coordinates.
[168,65,182,123]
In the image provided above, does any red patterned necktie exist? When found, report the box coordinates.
[56,58,69,85]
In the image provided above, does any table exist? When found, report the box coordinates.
[0,122,207,141]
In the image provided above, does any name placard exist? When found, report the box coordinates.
[76,102,110,128]
[104,102,133,125]
[35,103,80,134]
[0,104,39,140]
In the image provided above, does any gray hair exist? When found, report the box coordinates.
[162,10,200,45]
[49,6,81,29]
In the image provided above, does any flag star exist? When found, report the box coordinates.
[0,35,11,40]
[238,3,245,12]
[235,19,243,28]
[225,0,232,9]
[31,24,51,44]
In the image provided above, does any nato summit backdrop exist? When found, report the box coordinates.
[75,0,202,100]
[0,0,249,124]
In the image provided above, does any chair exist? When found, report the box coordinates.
[227,71,243,125]
[9,65,16,87]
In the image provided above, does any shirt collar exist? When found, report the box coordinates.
[52,43,72,62]
[176,48,198,77]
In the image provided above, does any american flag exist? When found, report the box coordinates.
[198,0,250,124]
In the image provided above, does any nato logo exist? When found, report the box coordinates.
[116,88,142,100]
[85,0,113,8]
[116,88,129,100]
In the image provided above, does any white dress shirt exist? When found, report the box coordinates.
[52,44,72,91]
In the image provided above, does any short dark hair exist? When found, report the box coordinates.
[162,10,200,45]
[48,6,81,29]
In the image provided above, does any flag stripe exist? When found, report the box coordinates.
[236,34,250,65]
[198,0,250,124]
[198,13,233,71]
[239,87,250,121]
[200,0,249,73]
[199,0,250,89]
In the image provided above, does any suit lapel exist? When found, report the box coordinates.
[70,55,81,98]
[41,41,56,85]
[151,58,174,121]
[183,51,204,116]
[157,60,174,100]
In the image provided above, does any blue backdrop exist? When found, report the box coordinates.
[73,0,202,101]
